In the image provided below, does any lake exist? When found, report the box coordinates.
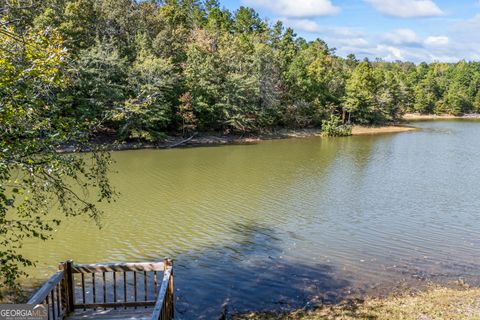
[20,120,480,319]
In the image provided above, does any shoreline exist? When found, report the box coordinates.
[403,112,480,120]
[71,114,480,153]
[233,285,480,320]
[351,125,416,135]
[85,125,418,153]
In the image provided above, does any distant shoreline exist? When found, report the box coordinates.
[59,112,480,153]
[86,125,417,152]
[403,113,480,120]
[70,114,480,152]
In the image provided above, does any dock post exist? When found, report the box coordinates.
[59,260,75,313]
[164,258,174,319]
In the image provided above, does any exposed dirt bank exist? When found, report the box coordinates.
[85,125,417,152]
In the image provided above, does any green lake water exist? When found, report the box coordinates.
[20,120,480,318]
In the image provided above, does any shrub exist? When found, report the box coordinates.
[321,115,352,137]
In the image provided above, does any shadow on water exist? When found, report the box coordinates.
[173,221,352,319]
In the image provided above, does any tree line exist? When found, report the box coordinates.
[3,0,480,141]
[3,0,480,296]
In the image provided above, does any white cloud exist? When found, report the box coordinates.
[365,0,445,18]
[424,36,449,46]
[280,18,363,37]
[242,0,340,18]
[281,18,322,33]
[329,27,364,38]
[381,46,405,60]
[337,38,369,47]
[275,13,479,63]
[382,29,420,45]
[333,27,466,63]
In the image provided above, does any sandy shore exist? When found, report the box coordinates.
[403,113,480,120]
[352,125,417,135]
[65,113,480,152]
[93,126,417,152]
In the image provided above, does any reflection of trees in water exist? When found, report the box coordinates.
[150,139,379,319]
[173,222,352,319]
[173,220,480,319]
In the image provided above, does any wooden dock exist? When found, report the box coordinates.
[27,259,174,320]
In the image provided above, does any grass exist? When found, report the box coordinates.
[233,287,480,320]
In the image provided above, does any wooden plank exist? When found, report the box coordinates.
[123,272,127,309]
[56,285,61,317]
[68,262,165,273]
[46,293,51,320]
[143,271,147,303]
[50,290,56,320]
[92,273,96,309]
[153,272,157,295]
[102,272,107,309]
[28,272,64,305]
[65,260,75,313]
[74,301,156,309]
[133,272,137,307]
[168,267,174,319]
[81,273,86,310]
[67,307,154,320]
[113,272,117,309]
[150,266,172,320]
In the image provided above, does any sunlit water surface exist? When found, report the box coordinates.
[19,120,480,318]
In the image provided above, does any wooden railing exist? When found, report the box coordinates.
[27,271,66,319]
[28,259,174,320]
[151,263,174,320]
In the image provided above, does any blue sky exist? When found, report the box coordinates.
[219,0,480,63]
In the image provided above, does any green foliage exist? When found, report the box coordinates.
[0,26,113,293]
[5,0,478,145]
[70,43,130,121]
[321,115,352,137]
[3,0,480,295]
[114,49,179,141]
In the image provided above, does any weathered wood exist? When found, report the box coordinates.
[168,262,174,319]
[67,307,155,320]
[65,260,75,313]
[31,259,174,320]
[167,133,197,148]
[59,263,69,314]
[150,263,173,320]
[67,262,165,273]
[46,294,51,320]
[50,290,55,320]
[143,271,148,303]
[123,272,127,309]
[113,272,117,309]
[92,273,96,309]
[81,273,86,310]
[56,285,61,318]
[28,271,64,305]
[133,271,138,309]
[74,301,156,309]
[102,271,107,309]
[56,284,62,318]
[153,272,157,294]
